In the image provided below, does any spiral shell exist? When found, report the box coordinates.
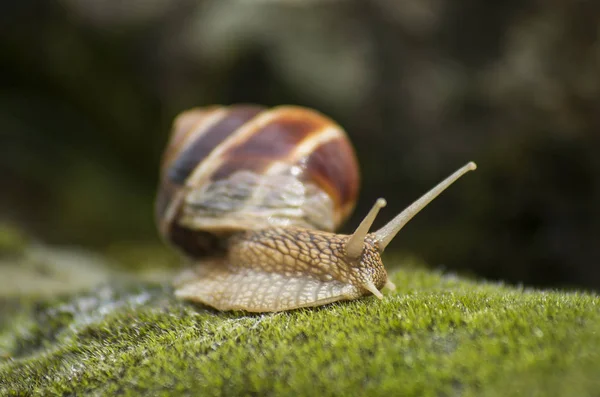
[155,105,360,258]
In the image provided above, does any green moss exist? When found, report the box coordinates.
[1,261,599,396]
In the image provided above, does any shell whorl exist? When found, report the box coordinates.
[156,105,360,258]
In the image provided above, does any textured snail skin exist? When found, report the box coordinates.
[174,228,388,312]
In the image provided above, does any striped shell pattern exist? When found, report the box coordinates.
[155,105,360,258]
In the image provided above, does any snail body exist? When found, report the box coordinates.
[156,104,476,312]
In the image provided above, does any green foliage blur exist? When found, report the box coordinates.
[1,0,599,290]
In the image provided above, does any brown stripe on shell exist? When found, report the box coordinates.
[303,136,360,226]
[211,107,330,180]
[166,105,266,185]
[162,106,223,172]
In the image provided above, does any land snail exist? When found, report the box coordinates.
[156,104,476,312]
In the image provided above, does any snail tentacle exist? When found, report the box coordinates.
[374,162,477,251]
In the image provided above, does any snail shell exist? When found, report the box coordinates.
[156,105,359,259]
[156,104,477,312]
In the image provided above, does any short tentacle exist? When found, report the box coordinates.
[345,198,387,258]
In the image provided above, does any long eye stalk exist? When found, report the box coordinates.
[374,161,477,251]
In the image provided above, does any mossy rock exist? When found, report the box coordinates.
[1,253,599,396]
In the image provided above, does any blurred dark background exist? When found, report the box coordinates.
[1,0,599,290]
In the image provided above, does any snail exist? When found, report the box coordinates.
[155,104,476,312]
